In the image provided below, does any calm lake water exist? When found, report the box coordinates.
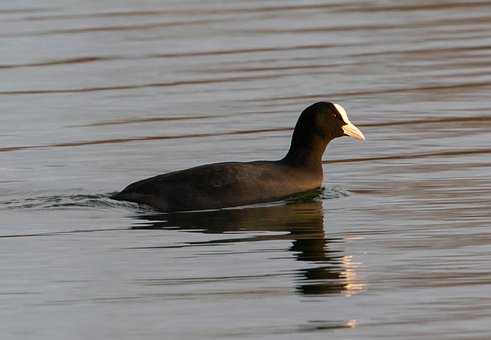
[1,1,491,339]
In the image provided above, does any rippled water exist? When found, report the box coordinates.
[1,1,491,339]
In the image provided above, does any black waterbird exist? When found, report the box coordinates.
[112,102,365,211]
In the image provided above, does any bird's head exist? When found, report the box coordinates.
[301,101,365,142]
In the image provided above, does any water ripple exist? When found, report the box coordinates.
[0,193,132,210]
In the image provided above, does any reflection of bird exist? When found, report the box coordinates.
[133,201,364,296]
[132,201,325,235]
[112,102,365,212]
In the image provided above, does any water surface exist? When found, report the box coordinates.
[1,1,491,339]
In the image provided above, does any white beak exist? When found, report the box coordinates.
[342,122,366,141]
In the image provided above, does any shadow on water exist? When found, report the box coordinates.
[132,198,363,297]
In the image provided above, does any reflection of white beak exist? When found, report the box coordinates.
[342,122,366,141]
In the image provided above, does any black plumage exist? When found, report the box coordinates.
[112,102,365,211]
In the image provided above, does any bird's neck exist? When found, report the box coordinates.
[281,133,330,169]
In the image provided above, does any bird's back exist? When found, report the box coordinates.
[112,160,322,212]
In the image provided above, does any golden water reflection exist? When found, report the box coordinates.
[133,200,366,297]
